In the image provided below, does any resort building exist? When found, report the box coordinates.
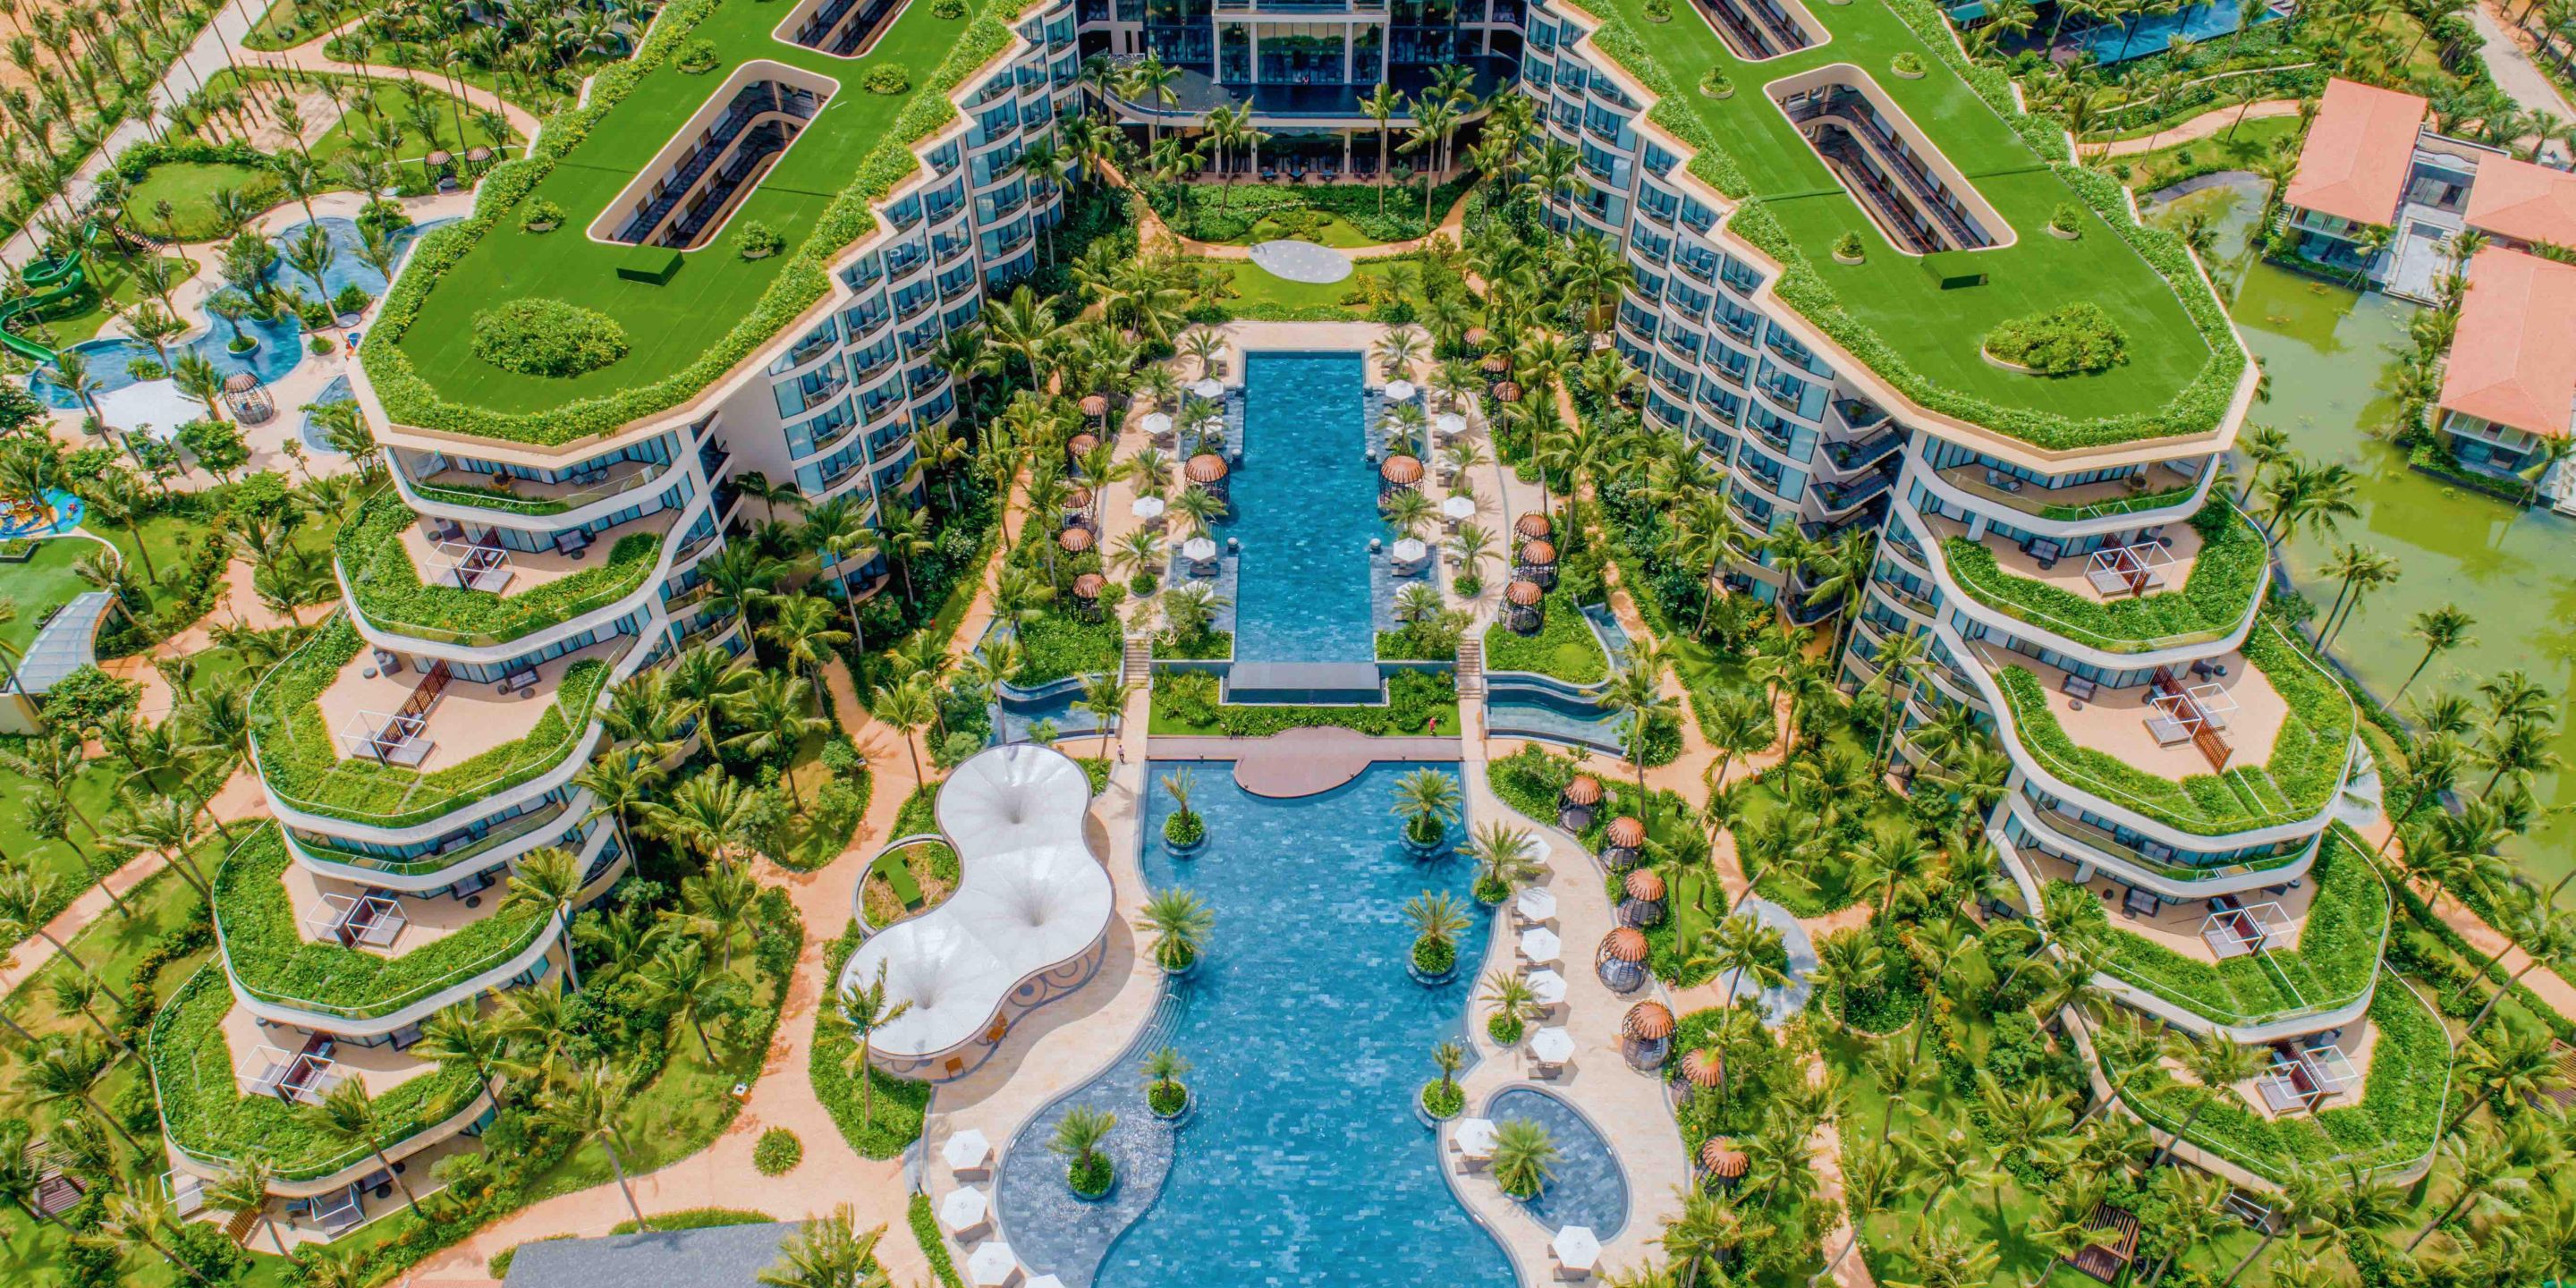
[2280,77,2576,503]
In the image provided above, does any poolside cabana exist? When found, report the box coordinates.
[223,370,275,425]
[1699,1138,1750,1189]
[1504,580,1544,633]
[836,745,1113,1081]
[1623,1000,1674,1070]
[1067,433,1099,469]
[1063,487,1093,524]
[1380,454,1423,495]
[1078,394,1109,425]
[1071,573,1106,617]
[1680,1047,1724,1093]
[1601,817,1646,871]
[1516,538,1557,589]
[1618,868,1665,927]
[1185,453,1230,505]
[1516,512,1552,543]
[1057,526,1094,555]
[1491,380,1521,404]
[1559,775,1602,831]
[1596,926,1648,994]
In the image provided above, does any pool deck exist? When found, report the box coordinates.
[1155,727,1460,798]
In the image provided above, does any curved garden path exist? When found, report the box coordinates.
[259,30,545,141]
[2089,99,2303,157]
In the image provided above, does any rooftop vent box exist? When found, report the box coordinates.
[617,248,684,285]
[1919,251,1986,290]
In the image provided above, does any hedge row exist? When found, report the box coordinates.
[1579,0,2247,451]
[212,825,555,1017]
[809,919,935,1158]
[2059,826,2386,1023]
[360,0,1020,443]
[148,965,487,1180]
[336,490,663,643]
[250,617,609,825]
[1939,503,2264,652]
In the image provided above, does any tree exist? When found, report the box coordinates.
[174,414,248,480]
[536,1064,651,1231]
[1047,1105,1117,1186]
[205,1159,288,1257]
[831,959,914,1126]
[640,938,743,1063]
[502,844,587,989]
[1490,1117,1561,1198]
[1693,911,1788,1008]
[415,998,511,1102]
[870,677,936,784]
[722,672,830,809]
[18,1037,151,1157]
[1463,821,1542,896]
[0,866,125,1005]
[1137,886,1213,970]
[758,593,852,713]
[1604,642,1677,812]
[757,1206,888,1288]
[1390,766,1463,845]
[2148,1033,2269,1169]
[1360,82,1404,218]
[2394,603,2474,699]
[299,1079,425,1216]
[2449,1024,2563,1131]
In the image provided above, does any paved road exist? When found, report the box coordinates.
[2472,0,2575,161]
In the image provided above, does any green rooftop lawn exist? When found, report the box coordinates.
[1572,0,2237,445]
[1994,620,2357,836]
[0,535,101,657]
[375,0,997,431]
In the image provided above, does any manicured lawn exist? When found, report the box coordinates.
[2101,114,2302,195]
[305,77,520,165]
[0,534,106,657]
[128,162,276,242]
[386,0,988,419]
[1571,0,2222,432]
[1211,256,1424,319]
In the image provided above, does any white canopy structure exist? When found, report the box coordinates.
[1384,379,1417,402]
[1442,495,1478,521]
[939,1187,990,1233]
[942,1128,993,1171]
[1553,1225,1602,1271]
[1526,968,1568,1007]
[967,1241,1022,1287]
[1453,1117,1498,1159]
[839,745,1112,1063]
[1514,886,1557,922]
[1520,927,1563,966]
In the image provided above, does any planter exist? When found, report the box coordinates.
[741,248,776,260]
[1163,830,1208,859]
[1068,1166,1120,1203]
[1148,1085,1194,1123]
[1979,346,2042,376]
[524,220,560,233]
[1891,60,1926,79]
[226,335,260,355]
[1833,250,1865,266]
[336,312,365,329]
[1416,1081,1465,1125]
[1408,948,1458,987]
[1700,85,1736,99]
[1162,953,1200,980]
[2047,224,2080,241]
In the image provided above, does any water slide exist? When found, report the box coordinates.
[0,222,103,365]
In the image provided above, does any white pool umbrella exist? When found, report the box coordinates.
[1182,537,1217,562]
[942,1129,992,1171]
[1515,886,1557,921]
[1026,1277,1066,1288]
[967,1241,1021,1287]
[1392,538,1428,564]
[1453,1116,1498,1158]
[1526,968,1568,1007]
[1553,1225,1602,1271]
[939,1188,989,1232]
[1140,411,1173,436]
[1530,1026,1575,1065]
[1520,927,1563,966]
[1434,412,1467,437]
[1385,379,1417,402]
[1131,495,1167,521]
[1191,378,1224,399]
[1443,495,1477,521]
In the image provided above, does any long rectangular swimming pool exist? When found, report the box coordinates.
[1225,351,1380,665]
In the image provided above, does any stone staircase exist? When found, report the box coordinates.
[1455,637,1485,697]
[1122,634,1153,687]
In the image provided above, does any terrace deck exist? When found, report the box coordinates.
[1565,0,2222,428]
[385,0,981,420]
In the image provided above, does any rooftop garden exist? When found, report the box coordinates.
[1940,504,2265,652]
[211,825,556,1020]
[2105,976,2450,1183]
[1481,589,1610,685]
[250,617,612,827]
[1565,0,2241,448]
[1994,620,2356,836]
[2055,827,2387,1026]
[360,0,1014,442]
[147,965,487,1182]
[335,489,664,646]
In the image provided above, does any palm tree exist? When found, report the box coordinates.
[1080,674,1132,758]
[2449,1024,2562,1131]
[198,1157,286,1256]
[757,1206,887,1288]
[47,972,132,1057]
[1360,83,1404,217]
[723,673,830,809]
[1481,970,1538,1038]
[2394,604,2474,699]
[1047,1105,1117,1186]
[502,844,587,989]
[87,1185,219,1286]
[833,960,914,1126]
[1390,766,1462,846]
[1463,821,1542,897]
[759,593,852,713]
[640,939,737,1063]
[1402,889,1471,957]
[1700,687,1775,792]
[1695,911,1787,1007]
[536,1064,651,1231]
[870,677,936,784]
[2147,1033,2269,1168]
[574,751,662,876]
[300,1079,425,1216]
[1603,642,1676,811]
[677,860,762,970]
[1490,1117,1560,1198]
[1136,887,1213,971]
[415,998,512,1103]
[19,1037,150,1157]
[0,867,124,1005]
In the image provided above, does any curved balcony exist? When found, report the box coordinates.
[335,490,691,661]
[283,801,592,894]
[211,822,624,1037]
[148,966,492,1194]
[1919,502,2267,665]
[1957,617,2358,846]
[389,449,689,532]
[1918,453,2216,538]
[248,616,640,838]
[2001,792,2315,899]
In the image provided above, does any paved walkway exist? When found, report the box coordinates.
[2356,814,2576,1020]
[2092,99,2303,157]
[256,32,545,140]
[2473,1,2576,161]
[1156,728,1459,796]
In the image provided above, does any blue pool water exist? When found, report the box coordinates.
[300,375,354,454]
[1225,351,1381,665]
[28,216,452,409]
[1487,686,1630,753]
[1484,1087,1631,1238]
[2079,0,2281,63]
[996,761,1513,1288]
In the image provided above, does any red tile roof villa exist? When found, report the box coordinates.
[2438,247,2576,440]
[2465,154,2576,249]
[2286,79,2431,226]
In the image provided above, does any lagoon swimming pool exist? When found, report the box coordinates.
[993,761,1514,1288]
[1224,351,1382,665]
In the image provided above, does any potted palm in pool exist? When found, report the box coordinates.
[1143,1046,1192,1120]
[1418,1040,1466,1123]
[1050,1106,1119,1199]
[1464,821,1541,903]
[1402,890,1471,984]
[1491,1118,1561,1199]
[1160,767,1208,857]
[1137,887,1214,978]
[1391,767,1462,856]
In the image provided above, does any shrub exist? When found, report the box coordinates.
[676,38,718,72]
[1643,0,1671,18]
[332,283,373,315]
[520,199,566,232]
[753,1128,803,1175]
[1833,231,1864,261]
[932,0,968,16]
[1699,67,1733,97]
[471,298,631,377]
[1983,302,2129,376]
[864,64,912,95]
[736,220,785,259]
[2049,201,2083,235]
[1891,51,1925,75]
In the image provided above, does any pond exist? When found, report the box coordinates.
[2156,178,2576,886]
